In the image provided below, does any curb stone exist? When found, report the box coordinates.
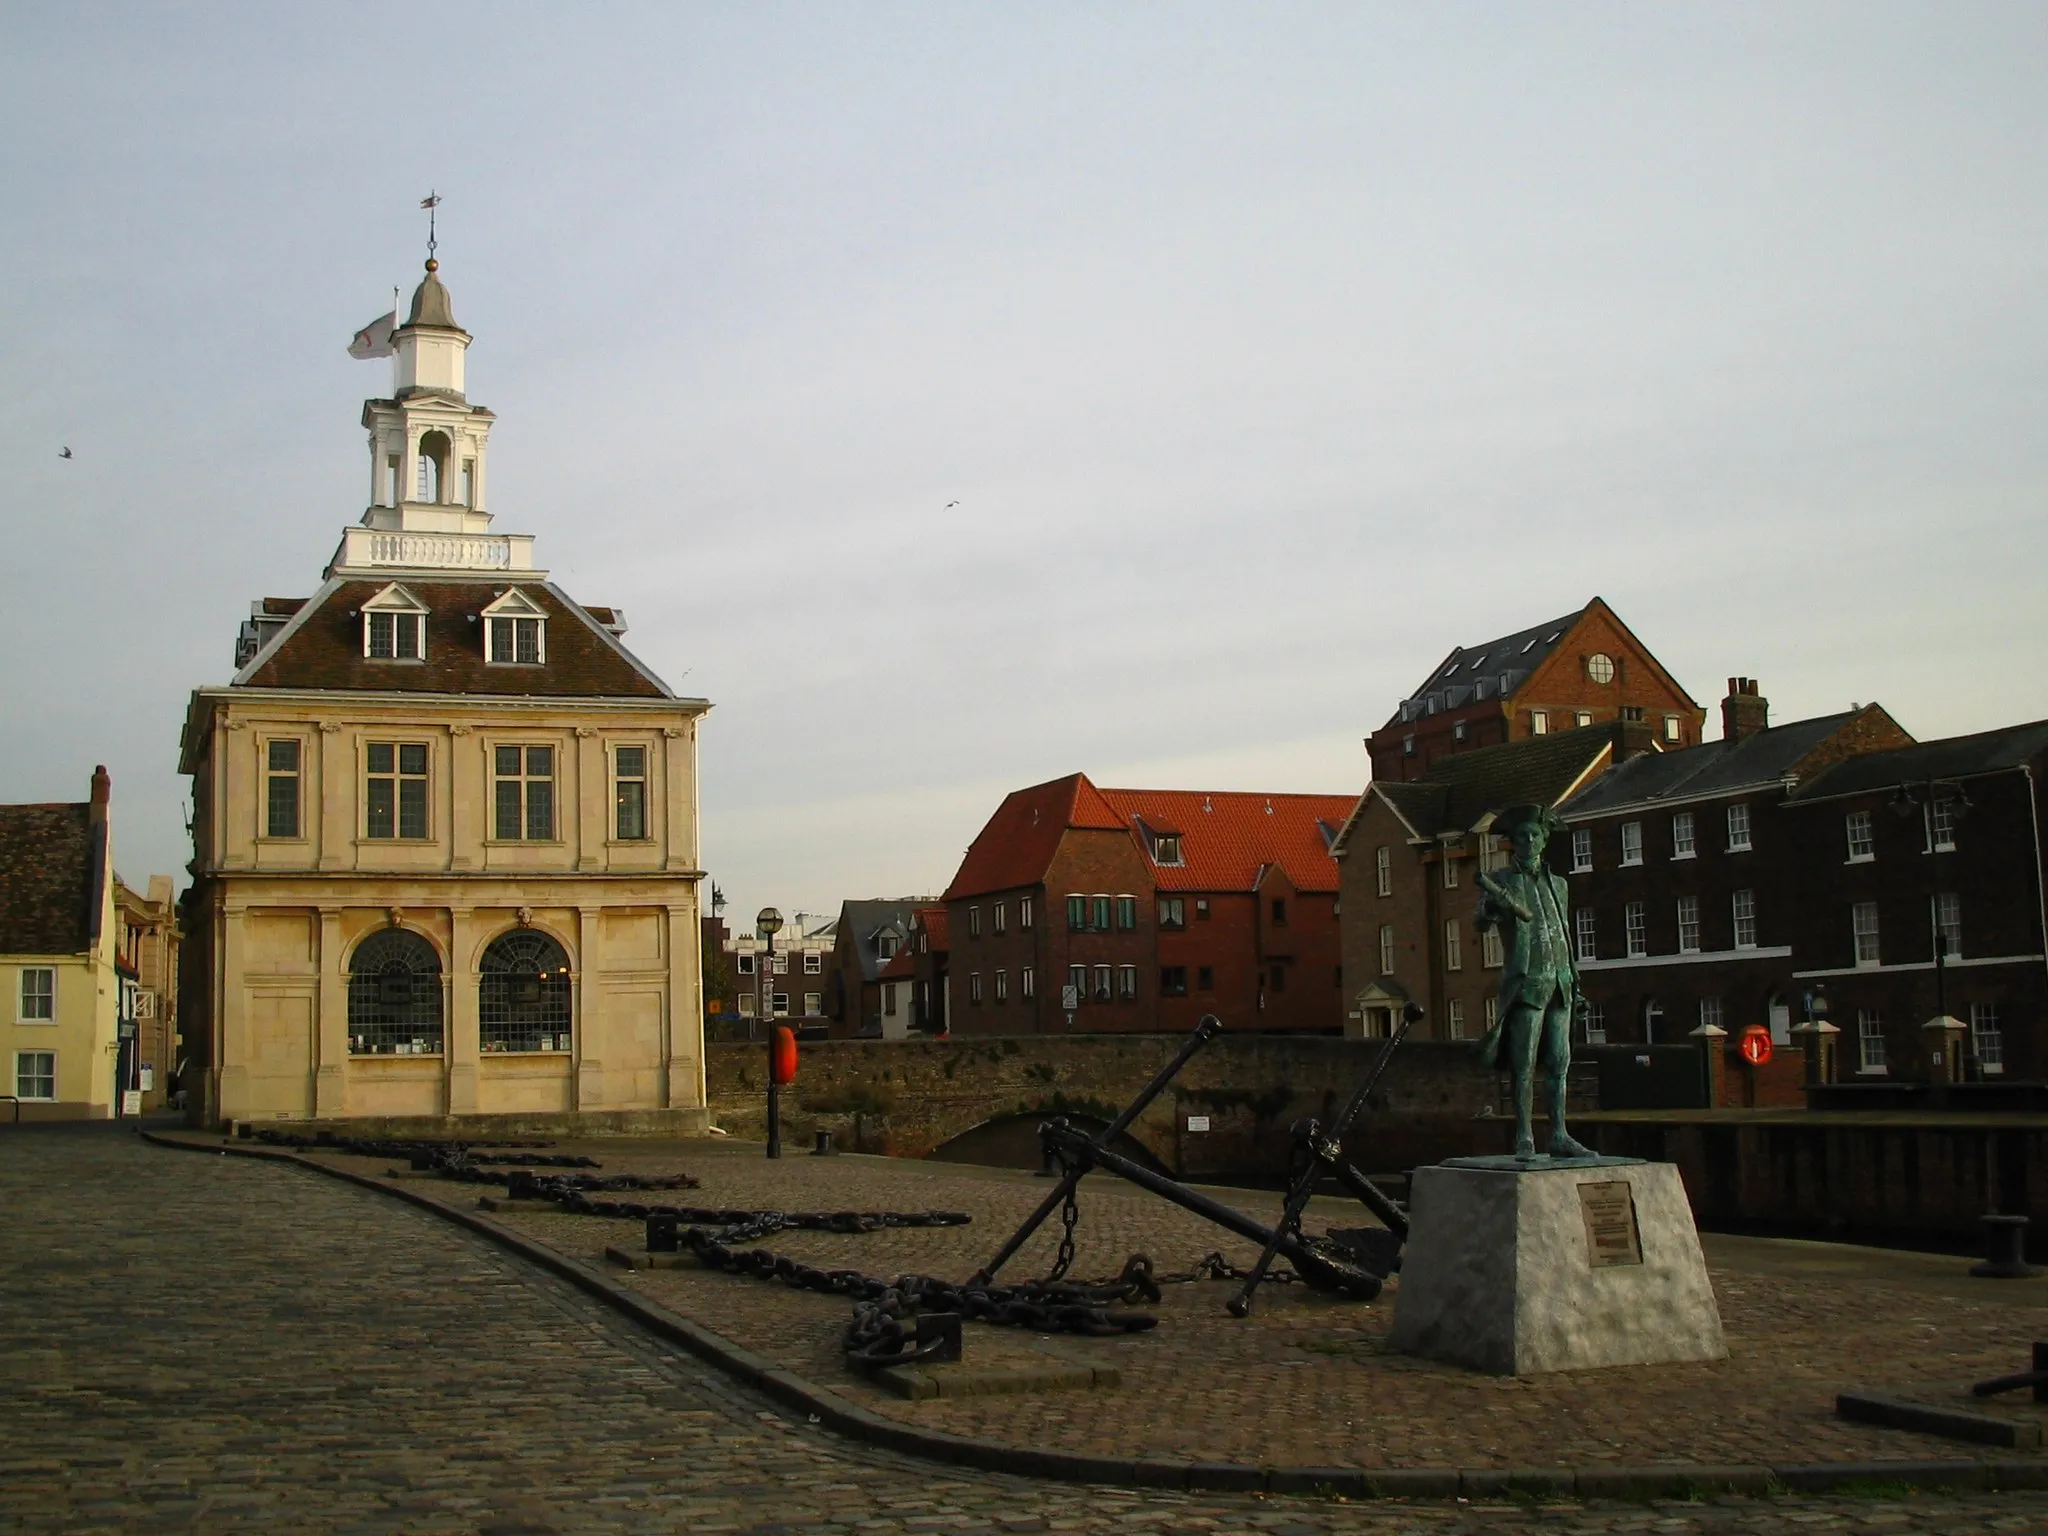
[140,1130,2048,1504]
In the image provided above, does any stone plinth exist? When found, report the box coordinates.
[1388,1157,1726,1375]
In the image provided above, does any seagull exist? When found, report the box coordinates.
[59,447,72,459]
[945,500,959,508]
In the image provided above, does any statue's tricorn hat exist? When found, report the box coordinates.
[1492,803,1566,838]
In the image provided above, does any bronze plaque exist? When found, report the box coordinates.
[1577,1180,1643,1268]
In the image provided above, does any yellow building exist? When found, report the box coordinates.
[179,257,711,1131]
[2,768,120,1120]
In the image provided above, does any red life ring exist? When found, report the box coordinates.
[771,1025,799,1086]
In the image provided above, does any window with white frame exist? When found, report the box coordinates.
[993,902,1006,936]
[482,589,548,665]
[994,969,1008,1002]
[1118,964,1138,1000]
[1443,919,1462,971]
[1643,998,1664,1042]
[365,742,429,840]
[1625,901,1647,957]
[1481,925,1503,968]
[1092,964,1113,1003]
[1676,895,1700,954]
[613,745,649,840]
[1581,1001,1606,1044]
[1931,798,1958,851]
[772,992,790,1017]
[1375,846,1392,896]
[1852,901,1881,967]
[1970,1002,2003,1073]
[772,952,789,974]
[1484,996,1498,1032]
[1574,908,1596,962]
[1531,710,1549,735]
[1379,924,1395,975]
[1733,889,1758,950]
[1845,810,1874,862]
[362,584,428,661]
[736,952,755,975]
[1152,834,1183,866]
[1159,897,1185,929]
[15,1050,55,1100]
[1935,892,1962,960]
[968,972,983,1004]
[493,745,555,840]
[1571,828,1592,873]
[1019,896,1033,929]
[1663,715,1682,743]
[1858,1008,1886,1072]
[1671,811,1695,859]
[968,906,981,939]
[1726,803,1752,851]
[1620,822,1642,866]
[1447,999,1466,1040]
[1442,854,1459,889]
[803,951,822,974]
[265,739,302,838]
[1066,964,1086,1002]
[1021,966,1035,999]
[1116,896,1138,930]
[1575,711,1593,727]
[1699,996,1723,1032]
[736,993,756,1017]
[19,966,55,1021]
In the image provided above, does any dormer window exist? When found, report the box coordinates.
[1153,834,1183,866]
[481,588,548,665]
[361,584,428,661]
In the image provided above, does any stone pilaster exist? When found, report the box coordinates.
[314,908,347,1115]
[447,906,480,1114]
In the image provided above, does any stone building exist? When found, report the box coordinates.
[178,257,710,1130]
[2,768,120,1119]
[1366,597,1704,784]
[115,875,181,1111]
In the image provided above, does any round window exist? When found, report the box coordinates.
[1587,653,1616,684]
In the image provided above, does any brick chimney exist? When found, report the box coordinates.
[1720,679,1768,743]
[89,764,111,823]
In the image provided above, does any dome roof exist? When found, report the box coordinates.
[404,259,459,329]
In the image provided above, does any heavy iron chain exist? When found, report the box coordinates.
[1046,1169,1081,1284]
[251,1130,696,1191]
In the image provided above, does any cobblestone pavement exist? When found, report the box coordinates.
[292,1135,2048,1474]
[0,1125,2042,1536]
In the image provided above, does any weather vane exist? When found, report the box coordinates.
[421,191,441,264]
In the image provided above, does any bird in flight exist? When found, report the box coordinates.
[945,500,959,508]
[59,447,72,459]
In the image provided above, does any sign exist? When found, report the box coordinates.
[140,1066,155,1091]
[1577,1180,1643,1268]
[121,1090,143,1117]
[1186,1115,1211,1133]
[706,999,723,1014]
[1060,985,1079,1010]
[1738,1025,1773,1067]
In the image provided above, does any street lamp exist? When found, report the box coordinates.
[1793,982,1836,1089]
[1890,780,1973,1075]
[757,907,784,1158]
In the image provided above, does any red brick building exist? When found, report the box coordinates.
[1367,597,1705,784]
[939,774,1354,1035]
[908,905,948,1034]
[825,898,929,1039]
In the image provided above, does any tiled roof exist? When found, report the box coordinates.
[0,803,95,955]
[1096,788,1354,894]
[943,774,1124,900]
[836,898,932,984]
[877,947,915,981]
[1352,727,1623,843]
[912,904,949,951]
[239,578,673,698]
[1397,604,1587,712]
[1787,719,2048,803]
[1564,710,1867,818]
[259,597,307,617]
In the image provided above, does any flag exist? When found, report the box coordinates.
[347,311,397,360]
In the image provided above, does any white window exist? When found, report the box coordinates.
[1935,892,1962,960]
[875,933,899,959]
[18,967,55,1021]
[993,902,1006,936]
[482,588,548,665]
[736,953,755,975]
[493,744,555,840]
[1118,965,1138,1000]
[361,583,428,661]
[771,992,790,1017]
[995,969,1008,1002]
[265,738,303,839]
[1574,908,1596,963]
[1067,964,1086,1002]
[1481,925,1503,969]
[1733,889,1758,950]
[1671,812,1695,859]
[1093,964,1113,1003]
[1020,896,1033,929]
[1852,901,1881,967]
[969,972,983,1004]
[1153,834,1183,866]
[1726,803,1752,851]
[804,991,823,1016]
[1443,919,1462,972]
[968,906,981,939]
[1581,1001,1606,1044]
[804,951,822,975]
[15,1050,55,1100]
[1442,855,1459,889]
[1375,846,1392,897]
[1530,710,1549,735]
[1570,828,1592,873]
[612,745,649,840]
[772,953,789,974]
[1586,652,1615,684]
[1625,901,1647,958]
[1021,966,1035,1000]
[1620,822,1642,866]
[736,993,756,1017]
[1663,715,1682,743]
[1484,996,1498,1032]
[366,742,430,840]
[1575,711,1593,727]
[1447,999,1466,1040]
[1970,1002,2003,1073]
[1699,996,1723,1032]
[1676,896,1700,954]
[1378,924,1395,976]
[1858,1009,1886,1073]
[1643,998,1664,1043]
[1403,735,1416,757]
[1845,810,1874,862]
[1931,798,1958,851]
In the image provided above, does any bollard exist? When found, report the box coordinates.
[646,1215,680,1253]
[506,1170,540,1201]
[914,1312,963,1363]
[1970,1214,2039,1279]
[811,1129,837,1157]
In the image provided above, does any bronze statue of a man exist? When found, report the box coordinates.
[1475,803,1594,1161]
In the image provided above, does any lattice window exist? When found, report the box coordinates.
[347,929,444,1056]
[480,930,574,1054]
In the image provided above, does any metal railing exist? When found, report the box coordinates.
[0,1096,20,1125]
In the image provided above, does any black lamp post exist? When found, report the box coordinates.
[1889,780,1972,1069]
[1794,982,1834,1088]
[757,907,784,1158]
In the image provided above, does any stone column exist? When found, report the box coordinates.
[666,899,702,1109]
[576,727,602,870]
[314,908,347,1116]
[574,906,604,1110]
[318,722,348,871]
[446,906,480,1115]
[217,903,250,1121]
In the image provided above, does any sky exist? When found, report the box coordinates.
[3,3,2045,928]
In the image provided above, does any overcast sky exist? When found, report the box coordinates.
[3,3,2045,927]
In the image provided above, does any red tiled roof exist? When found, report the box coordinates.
[942,773,1123,900]
[912,904,948,951]
[877,946,915,980]
[1097,788,1353,894]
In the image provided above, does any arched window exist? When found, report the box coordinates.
[480,930,573,1053]
[1642,997,1664,1044]
[348,929,443,1055]
[416,430,451,503]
